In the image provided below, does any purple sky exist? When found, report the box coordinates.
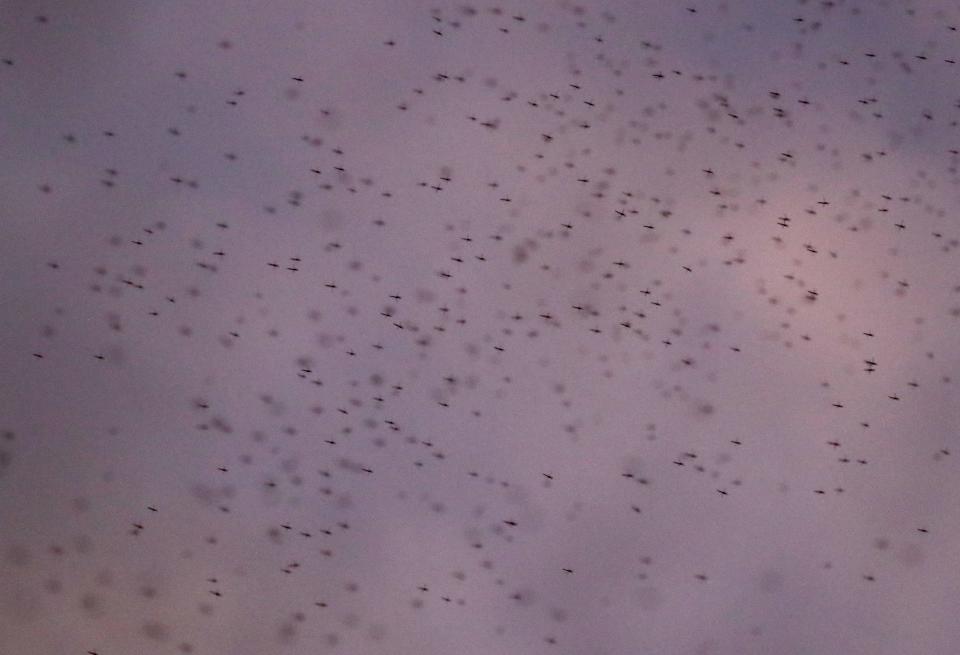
[2,1,960,653]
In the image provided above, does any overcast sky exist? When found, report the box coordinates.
[2,1,960,654]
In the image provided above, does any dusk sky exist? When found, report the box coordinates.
[2,1,960,654]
